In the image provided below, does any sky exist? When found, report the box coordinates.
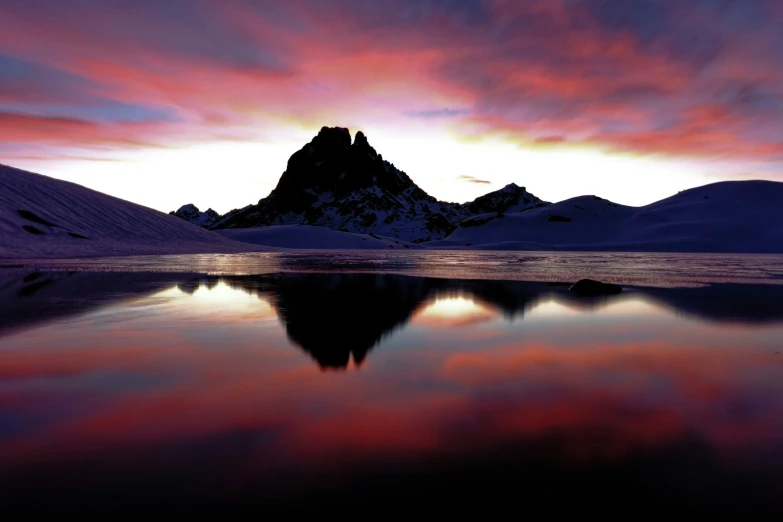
[2,0,783,214]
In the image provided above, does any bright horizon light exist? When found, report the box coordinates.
[13,127,718,215]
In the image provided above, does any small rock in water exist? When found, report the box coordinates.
[570,279,623,296]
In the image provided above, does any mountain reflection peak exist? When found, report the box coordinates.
[3,272,783,372]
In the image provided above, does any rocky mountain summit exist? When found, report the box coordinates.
[173,127,546,242]
[169,204,220,228]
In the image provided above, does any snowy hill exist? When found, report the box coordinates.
[4,155,779,257]
[206,127,546,242]
[0,164,265,259]
[215,225,419,250]
[169,204,220,228]
[428,181,783,253]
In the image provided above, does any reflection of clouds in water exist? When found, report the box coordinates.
[1,273,783,512]
[1,281,782,470]
[437,337,783,460]
[412,293,498,328]
[528,294,648,316]
[171,281,278,322]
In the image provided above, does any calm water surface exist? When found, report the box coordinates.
[1,262,783,515]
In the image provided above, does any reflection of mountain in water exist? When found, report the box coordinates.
[225,275,571,368]
[224,274,432,368]
[222,275,783,369]
[639,284,783,324]
[3,269,783,369]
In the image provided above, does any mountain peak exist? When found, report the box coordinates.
[462,182,543,216]
[170,204,220,228]
[314,126,352,149]
[312,127,374,154]
[352,129,379,159]
[176,203,199,213]
[207,127,548,241]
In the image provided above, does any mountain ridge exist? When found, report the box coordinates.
[428,180,783,253]
[173,127,547,242]
[170,204,220,228]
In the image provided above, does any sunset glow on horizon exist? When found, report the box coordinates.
[2,0,783,212]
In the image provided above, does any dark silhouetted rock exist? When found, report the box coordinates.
[17,209,55,227]
[169,204,221,228]
[466,183,538,215]
[22,225,45,235]
[223,273,436,369]
[570,279,623,296]
[208,127,548,242]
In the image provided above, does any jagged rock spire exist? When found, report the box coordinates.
[178,126,548,240]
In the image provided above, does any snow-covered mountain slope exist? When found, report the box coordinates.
[207,127,546,242]
[215,225,419,250]
[0,164,266,259]
[427,181,783,253]
[169,204,220,228]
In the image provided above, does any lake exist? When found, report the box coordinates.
[1,252,783,515]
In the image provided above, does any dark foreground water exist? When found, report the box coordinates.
[1,259,783,516]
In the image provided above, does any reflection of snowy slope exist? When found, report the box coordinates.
[0,164,263,259]
[429,181,783,253]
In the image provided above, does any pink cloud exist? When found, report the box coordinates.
[0,0,781,171]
